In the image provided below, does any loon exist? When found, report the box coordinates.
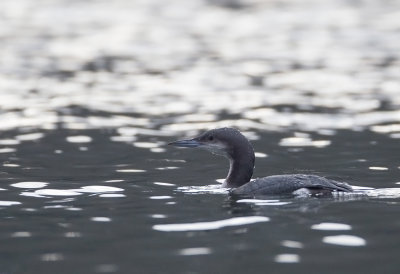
[169,127,353,196]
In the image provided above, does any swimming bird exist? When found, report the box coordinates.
[169,127,353,196]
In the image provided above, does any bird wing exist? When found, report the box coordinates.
[230,174,352,195]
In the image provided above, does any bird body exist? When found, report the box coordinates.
[169,127,353,196]
[231,174,352,196]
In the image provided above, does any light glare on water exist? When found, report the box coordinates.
[0,0,400,273]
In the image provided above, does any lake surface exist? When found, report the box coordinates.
[1,0,400,273]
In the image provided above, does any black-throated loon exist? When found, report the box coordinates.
[169,127,353,196]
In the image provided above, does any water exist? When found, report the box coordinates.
[1,0,400,273]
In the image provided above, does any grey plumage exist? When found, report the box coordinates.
[230,174,352,195]
[169,127,353,196]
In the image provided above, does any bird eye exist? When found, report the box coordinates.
[208,135,214,141]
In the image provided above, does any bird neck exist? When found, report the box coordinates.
[224,150,255,188]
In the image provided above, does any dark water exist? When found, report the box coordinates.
[1,0,400,273]
[1,128,400,274]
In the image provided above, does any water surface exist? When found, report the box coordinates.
[1,0,400,273]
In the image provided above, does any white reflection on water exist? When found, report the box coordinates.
[371,124,400,133]
[281,240,304,249]
[0,0,399,141]
[110,136,136,143]
[3,163,20,167]
[43,205,68,209]
[254,152,268,158]
[368,166,389,171]
[65,232,82,238]
[311,222,352,231]
[150,148,166,153]
[11,231,32,238]
[33,189,82,196]
[334,187,400,200]
[11,182,48,189]
[1,84,399,139]
[0,201,21,206]
[151,214,167,219]
[365,188,400,198]
[153,182,176,186]
[133,142,159,148]
[149,196,173,200]
[0,148,16,153]
[91,217,112,222]
[155,166,179,170]
[178,247,212,256]
[0,139,20,145]
[40,253,64,262]
[116,169,146,173]
[99,194,126,198]
[20,192,48,198]
[66,135,92,143]
[279,137,331,148]
[18,185,125,198]
[237,199,291,206]
[65,207,82,211]
[322,235,366,246]
[274,254,300,263]
[74,185,124,193]
[177,184,229,194]
[105,179,125,183]
[153,216,269,232]
[16,133,44,141]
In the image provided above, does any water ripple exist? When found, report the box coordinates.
[322,235,366,247]
[153,216,269,232]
